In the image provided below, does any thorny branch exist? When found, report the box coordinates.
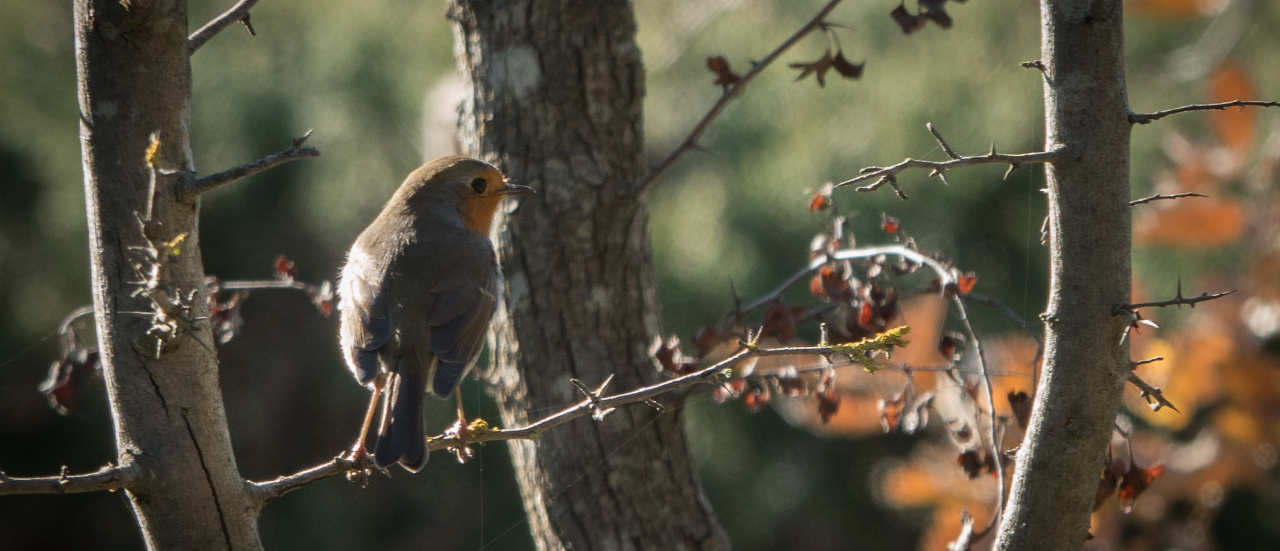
[1129,99,1280,124]
[188,0,260,54]
[186,131,319,197]
[839,123,1065,199]
[1115,277,1237,313]
[638,0,843,191]
[248,327,910,505]
[1127,356,1180,414]
[1128,192,1208,206]
[0,463,139,496]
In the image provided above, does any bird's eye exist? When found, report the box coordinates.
[470,177,487,194]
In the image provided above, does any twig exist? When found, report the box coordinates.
[638,0,843,191]
[1128,192,1208,206]
[839,128,1064,197]
[1129,99,1280,124]
[187,131,319,197]
[951,293,1005,533]
[927,122,960,159]
[247,327,909,505]
[188,0,260,55]
[0,463,139,496]
[1115,278,1237,313]
[1127,372,1180,413]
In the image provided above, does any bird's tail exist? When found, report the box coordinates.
[374,358,429,472]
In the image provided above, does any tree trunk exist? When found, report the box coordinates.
[996,0,1131,548]
[75,1,260,548]
[449,2,730,549]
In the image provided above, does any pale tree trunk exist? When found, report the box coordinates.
[449,1,730,549]
[996,0,1132,548]
[75,1,260,548]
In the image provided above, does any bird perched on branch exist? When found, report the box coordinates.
[338,156,532,472]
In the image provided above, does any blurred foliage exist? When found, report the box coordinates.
[1,1,1278,549]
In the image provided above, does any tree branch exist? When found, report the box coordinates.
[0,463,139,496]
[839,124,1064,199]
[951,292,1006,532]
[248,327,909,506]
[1126,372,1180,413]
[1128,192,1208,206]
[1129,99,1280,124]
[1114,278,1237,313]
[186,130,318,197]
[188,0,260,55]
[638,0,843,191]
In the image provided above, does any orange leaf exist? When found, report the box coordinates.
[1208,62,1257,154]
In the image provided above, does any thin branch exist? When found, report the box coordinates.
[638,0,843,191]
[1115,278,1237,313]
[1128,192,1208,206]
[927,122,960,160]
[838,125,1064,197]
[1129,99,1280,124]
[188,0,260,55]
[0,463,139,496]
[248,328,909,505]
[1127,372,1180,413]
[951,293,1005,533]
[187,131,319,197]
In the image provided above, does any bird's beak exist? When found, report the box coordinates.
[498,184,536,196]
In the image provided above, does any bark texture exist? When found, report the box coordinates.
[449,2,730,549]
[996,1,1132,548]
[75,1,260,548]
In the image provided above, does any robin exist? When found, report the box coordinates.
[338,156,532,472]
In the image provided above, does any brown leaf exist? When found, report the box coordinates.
[809,191,832,211]
[920,0,953,29]
[891,4,926,34]
[743,386,771,412]
[831,50,864,79]
[273,254,297,281]
[706,55,741,87]
[1094,456,1126,511]
[881,213,901,234]
[1117,462,1166,512]
[938,331,966,362]
[817,383,842,424]
[762,300,804,343]
[38,350,100,415]
[648,335,698,375]
[1007,390,1031,429]
[879,392,908,432]
[790,50,835,87]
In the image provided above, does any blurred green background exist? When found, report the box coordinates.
[2,1,1277,549]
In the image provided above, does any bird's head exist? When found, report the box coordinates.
[395,156,533,235]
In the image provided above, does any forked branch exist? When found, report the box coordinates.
[839,124,1065,199]
[639,0,843,191]
[1115,278,1237,313]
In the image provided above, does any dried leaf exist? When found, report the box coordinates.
[790,50,835,87]
[831,50,864,79]
[1007,390,1031,429]
[273,254,298,281]
[706,55,741,87]
[890,4,926,34]
[38,350,100,415]
[881,213,901,234]
[1118,462,1166,512]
